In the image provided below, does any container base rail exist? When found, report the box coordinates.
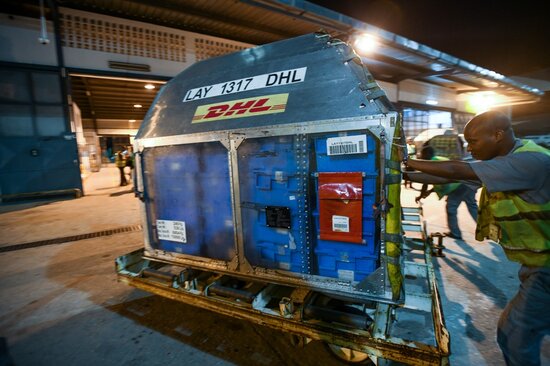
[116,207,449,365]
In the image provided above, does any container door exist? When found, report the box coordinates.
[237,135,309,272]
[142,142,235,261]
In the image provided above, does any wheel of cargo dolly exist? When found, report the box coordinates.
[325,343,374,364]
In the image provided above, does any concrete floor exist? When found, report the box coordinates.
[0,166,548,365]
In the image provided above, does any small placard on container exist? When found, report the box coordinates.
[156,219,187,243]
[266,206,291,229]
[326,135,367,156]
[337,269,355,282]
[332,215,350,232]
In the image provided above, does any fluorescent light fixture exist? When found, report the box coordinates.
[133,104,143,108]
[69,73,167,85]
[426,99,439,105]
[354,34,379,54]
[144,84,155,90]
[129,119,136,123]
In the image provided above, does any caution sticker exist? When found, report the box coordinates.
[192,93,288,123]
[156,219,187,243]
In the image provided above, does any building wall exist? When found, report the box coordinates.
[59,8,253,78]
[0,13,82,197]
[0,13,58,66]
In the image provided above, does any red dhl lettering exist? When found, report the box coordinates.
[191,93,288,123]
[203,98,271,119]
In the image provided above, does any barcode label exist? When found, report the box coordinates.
[326,135,367,156]
[332,215,350,232]
[329,143,357,155]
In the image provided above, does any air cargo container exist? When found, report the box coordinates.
[116,33,449,365]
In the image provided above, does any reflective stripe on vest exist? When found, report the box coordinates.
[432,156,461,199]
[475,140,550,267]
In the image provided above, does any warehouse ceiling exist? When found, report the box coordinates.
[4,0,544,123]
[70,75,165,126]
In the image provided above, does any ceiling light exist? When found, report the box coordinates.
[144,84,155,90]
[353,34,379,54]
[426,99,439,105]
[133,104,142,108]
[466,92,498,114]
[129,119,136,123]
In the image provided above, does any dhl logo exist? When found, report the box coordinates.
[192,93,288,123]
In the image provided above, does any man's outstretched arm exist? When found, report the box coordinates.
[405,171,454,184]
[405,159,479,180]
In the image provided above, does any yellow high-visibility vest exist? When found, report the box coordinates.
[475,140,550,267]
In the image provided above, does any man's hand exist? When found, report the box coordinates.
[396,144,405,162]
[415,189,433,203]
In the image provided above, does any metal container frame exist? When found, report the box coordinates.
[134,113,399,303]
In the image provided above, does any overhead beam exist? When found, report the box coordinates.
[391,68,459,83]
[59,0,294,44]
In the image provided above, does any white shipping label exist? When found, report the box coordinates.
[183,67,307,102]
[326,135,367,156]
[337,269,355,282]
[156,219,187,243]
[332,215,350,233]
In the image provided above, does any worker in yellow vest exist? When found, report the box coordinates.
[415,145,478,240]
[403,110,549,366]
[114,150,128,186]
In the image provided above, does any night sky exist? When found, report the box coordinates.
[309,0,550,77]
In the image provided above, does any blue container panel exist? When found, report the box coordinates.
[314,217,378,281]
[314,132,378,173]
[238,136,306,272]
[311,132,380,280]
[144,143,235,260]
[312,217,378,254]
[316,244,378,282]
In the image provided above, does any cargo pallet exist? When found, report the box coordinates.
[116,207,449,365]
